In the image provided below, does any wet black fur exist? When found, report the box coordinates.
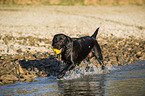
[52,27,105,79]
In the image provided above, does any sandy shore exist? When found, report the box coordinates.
[0,5,145,54]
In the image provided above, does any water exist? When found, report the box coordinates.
[0,61,145,96]
[62,62,108,80]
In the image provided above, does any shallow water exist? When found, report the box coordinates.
[0,61,145,96]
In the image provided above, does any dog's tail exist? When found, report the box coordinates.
[91,27,100,38]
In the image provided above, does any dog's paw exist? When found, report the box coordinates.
[57,77,63,80]
[57,73,65,79]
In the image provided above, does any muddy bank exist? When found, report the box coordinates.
[0,52,61,85]
[0,35,145,85]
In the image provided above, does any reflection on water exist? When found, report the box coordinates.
[58,74,106,96]
[0,61,145,96]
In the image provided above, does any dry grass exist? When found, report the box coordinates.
[0,5,145,55]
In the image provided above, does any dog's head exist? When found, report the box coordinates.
[52,34,72,53]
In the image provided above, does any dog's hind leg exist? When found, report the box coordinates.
[92,41,105,70]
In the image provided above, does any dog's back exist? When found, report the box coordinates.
[72,36,96,63]
[70,27,100,65]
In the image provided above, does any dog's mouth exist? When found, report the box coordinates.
[59,48,63,52]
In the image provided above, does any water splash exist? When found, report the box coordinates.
[62,62,112,80]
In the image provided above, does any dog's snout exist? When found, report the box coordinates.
[52,43,59,49]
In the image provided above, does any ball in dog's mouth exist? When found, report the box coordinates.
[53,48,61,54]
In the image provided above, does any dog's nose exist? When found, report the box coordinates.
[52,42,55,47]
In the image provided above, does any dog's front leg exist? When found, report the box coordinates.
[57,50,75,79]
[57,54,75,79]
[57,62,75,79]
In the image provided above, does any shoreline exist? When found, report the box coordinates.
[0,35,144,85]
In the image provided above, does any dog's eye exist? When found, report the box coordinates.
[54,39,56,42]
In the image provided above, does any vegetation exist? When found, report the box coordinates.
[0,0,145,5]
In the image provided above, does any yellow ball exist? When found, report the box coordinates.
[53,48,61,54]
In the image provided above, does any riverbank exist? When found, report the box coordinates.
[0,5,145,85]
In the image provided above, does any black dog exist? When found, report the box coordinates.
[52,27,105,79]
